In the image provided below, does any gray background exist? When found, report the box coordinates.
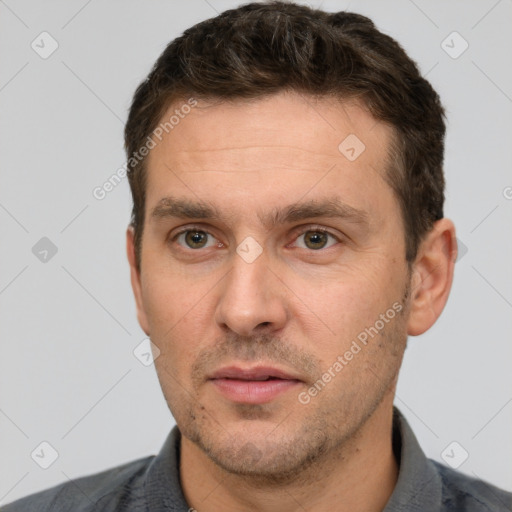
[1,0,511,504]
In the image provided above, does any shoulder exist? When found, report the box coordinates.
[1,456,153,512]
[433,460,512,512]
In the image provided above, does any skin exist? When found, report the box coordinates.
[126,91,456,512]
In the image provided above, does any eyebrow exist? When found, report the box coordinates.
[150,195,369,229]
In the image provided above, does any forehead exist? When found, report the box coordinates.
[151,92,391,165]
[144,92,396,221]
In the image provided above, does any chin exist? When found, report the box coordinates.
[191,423,332,484]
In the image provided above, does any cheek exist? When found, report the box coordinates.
[301,264,385,321]
[140,264,222,370]
[298,263,405,354]
[310,285,379,347]
[305,278,407,387]
[141,260,199,325]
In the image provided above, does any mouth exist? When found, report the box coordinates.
[208,366,303,404]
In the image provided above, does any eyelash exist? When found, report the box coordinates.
[171,225,341,250]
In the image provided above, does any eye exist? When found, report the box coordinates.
[293,229,339,250]
[175,229,219,249]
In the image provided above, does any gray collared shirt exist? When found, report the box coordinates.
[3,407,511,511]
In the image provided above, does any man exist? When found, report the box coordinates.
[4,2,511,511]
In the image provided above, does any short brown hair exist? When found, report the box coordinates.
[125,1,445,269]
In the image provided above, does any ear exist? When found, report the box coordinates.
[126,226,150,336]
[407,218,457,336]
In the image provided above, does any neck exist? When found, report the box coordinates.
[179,398,399,512]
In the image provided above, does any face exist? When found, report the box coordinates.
[128,92,412,479]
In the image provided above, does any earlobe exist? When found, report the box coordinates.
[407,218,457,336]
[126,226,150,336]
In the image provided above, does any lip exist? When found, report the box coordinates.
[209,365,302,404]
[210,366,300,381]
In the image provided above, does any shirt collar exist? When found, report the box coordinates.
[383,407,442,511]
[144,425,188,511]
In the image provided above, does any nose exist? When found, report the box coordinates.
[214,248,288,337]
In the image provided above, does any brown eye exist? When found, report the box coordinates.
[294,230,338,250]
[176,230,217,249]
[304,231,329,249]
[186,231,207,248]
